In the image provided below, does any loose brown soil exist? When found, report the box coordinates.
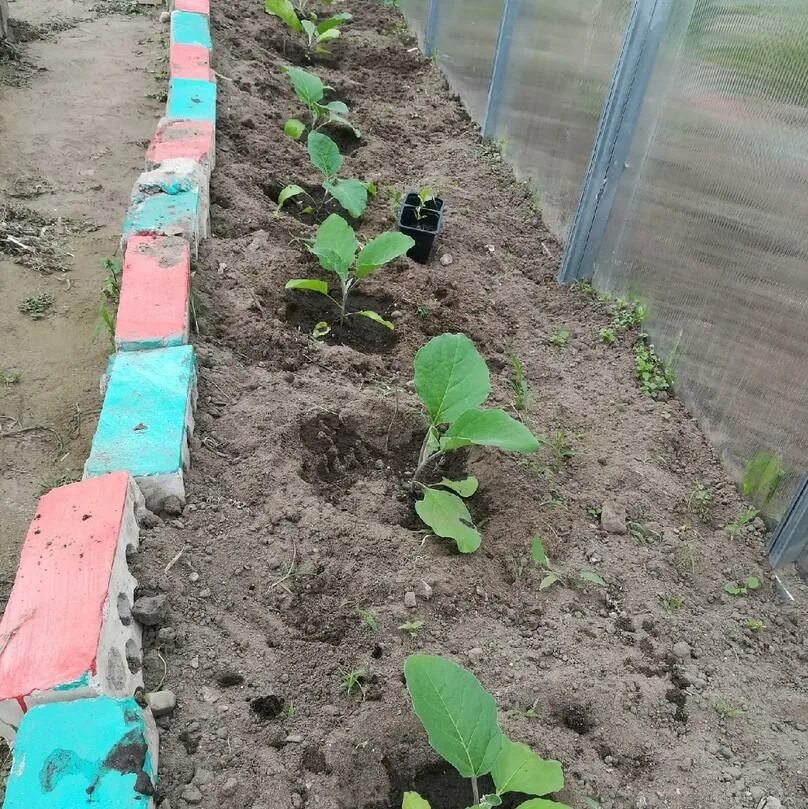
[85,1,808,808]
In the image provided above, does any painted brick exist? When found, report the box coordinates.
[167,77,216,123]
[122,159,209,254]
[170,10,212,49]
[84,346,197,513]
[146,118,215,175]
[115,235,190,351]
[0,473,143,744]
[173,0,210,14]
[3,696,158,808]
[170,42,212,81]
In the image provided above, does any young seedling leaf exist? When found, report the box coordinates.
[317,11,351,34]
[578,570,606,587]
[514,800,573,809]
[324,100,350,115]
[324,178,369,218]
[284,66,324,106]
[277,184,306,210]
[414,333,490,425]
[285,279,329,295]
[437,476,479,498]
[530,537,548,567]
[312,321,331,338]
[539,573,560,591]
[724,582,743,596]
[744,576,760,590]
[264,0,303,31]
[307,131,341,179]
[402,792,431,809]
[441,408,540,453]
[284,118,306,140]
[404,654,504,778]
[355,231,415,278]
[491,738,565,797]
[310,213,357,279]
[316,27,341,42]
[356,310,394,330]
[415,488,481,554]
[301,18,317,37]
[480,796,504,809]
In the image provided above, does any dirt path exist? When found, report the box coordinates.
[0,0,162,598]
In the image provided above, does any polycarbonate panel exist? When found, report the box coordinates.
[594,0,808,516]
[491,0,633,237]
[399,0,428,49]
[431,1,504,122]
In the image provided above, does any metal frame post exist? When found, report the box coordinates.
[424,0,439,57]
[558,0,672,284]
[482,0,518,139]
[768,471,808,568]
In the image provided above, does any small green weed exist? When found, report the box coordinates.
[571,280,599,299]
[548,429,575,472]
[532,537,606,592]
[742,617,764,632]
[357,609,379,631]
[101,258,122,304]
[19,292,54,319]
[634,339,674,396]
[340,668,371,699]
[627,521,659,545]
[96,305,116,351]
[416,305,430,319]
[659,595,684,614]
[1,369,21,385]
[399,619,424,639]
[507,350,529,412]
[610,298,646,330]
[599,327,616,345]
[547,329,569,347]
[714,698,745,719]
[678,541,698,574]
[723,507,760,538]
[688,484,713,522]
[724,576,760,596]
[587,505,602,520]
[742,452,785,507]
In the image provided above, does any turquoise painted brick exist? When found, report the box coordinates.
[3,696,157,809]
[122,186,201,244]
[167,77,216,122]
[84,346,196,511]
[171,10,212,49]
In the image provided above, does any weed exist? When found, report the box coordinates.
[1,369,21,385]
[587,505,602,520]
[531,537,606,592]
[18,291,54,319]
[724,576,760,596]
[399,619,424,639]
[547,328,569,347]
[387,187,405,218]
[677,541,698,573]
[742,617,764,632]
[742,452,785,507]
[357,609,378,631]
[714,698,745,719]
[101,258,122,304]
[404,654,568,808]
[282,66,359,140]
[571,279,599,299]
[285,701,297,719]
[634,339,674,396]
[599,327,616,345]
[627,520,659,545]
[609,298,646,330]
[340,668,371,699]
[286,213,413,329]
[688,484,713,522]
[38,467,76,495]
[95,304,116,351]
[547,428,575,472]
[659,595,684,614]
[507,350,528,412]
[723,507,760,538]
[416,305,430,319]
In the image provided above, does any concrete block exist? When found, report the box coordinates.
[84,346,197,514]
[172,0,209,14]
[0,473,144,744]
[116,235,190,351]
[170,42,213,81]
[170,10,211,49]
[3,696,158,808]
[146,118,215,175]
[167,77,216,124]
[121,158,209,255]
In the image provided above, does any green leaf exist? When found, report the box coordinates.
[283,66,324,106]
[479,797,503,809]
[515,800,573,809]
[441,408,540,453]
[324,178,369,218]
[264,0,303,31]
[742,452,784,506]
[284,118,306,140]
[307,131,341,180]
[356,310,394,330]
[425,426,440,455]
[285,279,329,295]
[416,488,481,554]
[301,18,316,37]
[316,27,341,42]
[744,576,761,591]
[414,333,490,426]
[355,231,415,278]
[309,213,357,280]
[328,112,361,138]
[277,183,305,210]
[724,581,743,595]
[317,11,351,34]
[530,537,548,567]
[402,793,431,809]
[404,654,504,778]
[312,321,330,338]
[539,573,560,591]
[436,477,479,498]
[578,570,606,587]
[325,100,349,115]
[492,738,564,797]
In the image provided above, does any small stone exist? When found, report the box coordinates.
[749,787,765,803]
[757,798,781,809]
[221,778,239,798]
[159,10,170,23]
[199,588,211,598]
[468,647,484,661]
[420,581,433,600]
[404,591,417,609]
[285,734,304,744]
[132,594,168,627]
[672,641,692,660]
[439,253,453,266]
[181,785,203,804]
[136,507,160,528]
[390,310,404,320]
[163,496,183,516]
[146,689,177,718]
[193,768,214,786]
[600,501,627,534]
[189,571,200,583]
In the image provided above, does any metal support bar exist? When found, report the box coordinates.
[768,471,808,567]
[482,0,518,139]
[424,0,439,57]
[558,0,672,284]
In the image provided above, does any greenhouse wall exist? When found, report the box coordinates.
[402,0,808,552]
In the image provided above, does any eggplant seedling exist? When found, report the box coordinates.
[282,66,359,140]
[278,131,373,218]
[264,0,350,57]
[285,213,414,330]
[413,186,436,221]
[403,654,570,809]
[411,333,540,553]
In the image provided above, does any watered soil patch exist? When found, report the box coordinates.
[131,3,807,809]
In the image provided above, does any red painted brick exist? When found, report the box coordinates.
[0,473,140,723]
[170,42,212,82]
[174,0,210,14]
[145,118,215,173]
[116,235,190,350]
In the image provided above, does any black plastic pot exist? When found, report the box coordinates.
[398,192,445,264]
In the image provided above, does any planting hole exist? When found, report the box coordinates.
[117,592,132,626]
[126,639,142,674]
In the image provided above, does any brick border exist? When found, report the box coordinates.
[0,2,213,804]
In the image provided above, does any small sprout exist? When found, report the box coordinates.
[688,484,713,522]
[659,595,684,614]
[285,701,297,719]
[311,320,331,339]
[547,428,574,472]
[357,609,379,631]
[95,305,116,351]
[19,292,54,319]
[340,668,371,699]
[743,452,785,507]
[714,698,745,719]
[539,572,561,591]
[742,617,764,632]
[578,570,606,588]
[678,541,698,574]
[609,298,646,330]
[724,576,760,596]
[723,507,760,538]
[101,258,122,304]
[587,505,603,520]
[1,369,21,385]
[530,536,548,567]
[387,187,405,217]
[399,619,424,639]
[507,350,529,412]
[547,328,569,347]
[634,339,674,396]
[416,305,430,319]
[571,280,599,299]
[413,187,437,221]
[599,327,616,345]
